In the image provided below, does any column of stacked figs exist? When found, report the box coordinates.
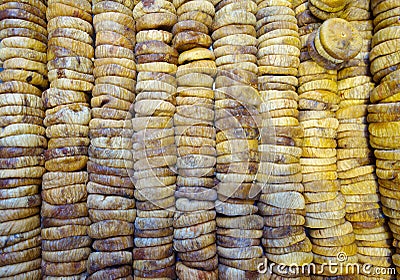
[255,0,313,278]
[369,0,400,275]
[41,0,93,277]
[132,1,177,279]
[211,0,265,278]
[171,0,218,278]
[0,1,47,278]
[87,1,136,278]
[337,0,394,276]
[295,0,358,277]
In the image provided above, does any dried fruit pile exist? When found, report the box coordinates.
[172,0,218,277]
[0,0,400,279]
[369,0,400,275]
[255,0,313,277]
[336,0,393,275]
[87,0,136,278]
[41,0,93,277]
[212,0,265,278]
[132,0,177,278]
[296,0,361,277]
[0,0,47,277]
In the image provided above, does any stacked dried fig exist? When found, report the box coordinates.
[337,2,394,277]
[307,18,362,70]
[255,0,313,278]
[87,1,137,279]
[0,1,48,89]
[308,0,348,20]
[370,1,400,84]
[369,0,400,274]
[368,102,400,276]
[0,0,47,278]
[41,0,93,277]
[171,0,218,278]
[371,0,400,35]
[132,1,177,279]
[211,0,265,278]
[309,0,370,22]
[298,64,359,278]
[296,3,359,277]
[293,0,320,43]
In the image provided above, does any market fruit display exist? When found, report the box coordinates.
[0,0,400,279]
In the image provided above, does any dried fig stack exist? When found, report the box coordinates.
[368,102,400,276]
[254,0,313,278]
[309,0,369,22]
[293,0,322,67]
[370,1,400,84]
[337,4,394,277]
[0,83,44,280]
[132,1,177,279]
[41,0,94,277]
[0,1,47,277]
[308,0,348,20]
[371,0,400,36]
[256,0,300,78]
[296,8,359,277]
[298,63,359,277]
[171,0,218,277]
[87,1,137,279]
[211,0,265,278]
[368,0,400,274]
[306,18,362,71]
[0,1,48,89]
